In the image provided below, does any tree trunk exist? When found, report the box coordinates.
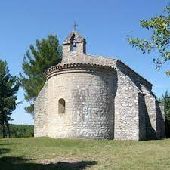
[6,121,10,138]
[2,122,6,138]
[165,119,170,138]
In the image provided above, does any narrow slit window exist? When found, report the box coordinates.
[58,98,65,113]
[70,34,76,51]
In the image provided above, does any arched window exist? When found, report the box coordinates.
[58,98,65,113]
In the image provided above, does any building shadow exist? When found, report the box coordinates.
[156,101,165,139]
[138,93,157,140]
[0,147,97,170]
[0,157,97,170]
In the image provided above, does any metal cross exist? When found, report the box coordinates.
[73,22,78,32]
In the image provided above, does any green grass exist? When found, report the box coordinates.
[0,138,170,170]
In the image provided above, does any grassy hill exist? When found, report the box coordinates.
[0,137,170,170]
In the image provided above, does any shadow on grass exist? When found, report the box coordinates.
[0,148,97,170]
[0,157,97,170]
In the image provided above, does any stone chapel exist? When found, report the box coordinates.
[34,30,165,140]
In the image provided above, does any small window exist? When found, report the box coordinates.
[58,98,65,113]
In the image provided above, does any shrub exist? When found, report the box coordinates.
[0,124,34,138]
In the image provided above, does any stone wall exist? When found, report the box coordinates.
[116,61,165,140]
[114,61,164,140]
[114,66,140,140]
[34,82,48,137]
[34,49,165,140]
[47,67,117,139]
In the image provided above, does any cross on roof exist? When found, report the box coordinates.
[73,22,78,32]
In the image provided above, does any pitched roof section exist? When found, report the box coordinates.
[63,31,86,45]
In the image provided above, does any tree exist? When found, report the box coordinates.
[128,6,170,75]
[20,35,62,116]
[0,60,20,138]
[161,91,170,138]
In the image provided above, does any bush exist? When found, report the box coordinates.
[0,124,34,138]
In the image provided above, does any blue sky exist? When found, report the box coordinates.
[0,0,169,124]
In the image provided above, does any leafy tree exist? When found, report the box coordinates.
[20,35,62,116]
[161,91,170,137]
[0,60,20,138]
[128,6,170,74]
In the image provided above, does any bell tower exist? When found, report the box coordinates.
[63,24,86,56]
